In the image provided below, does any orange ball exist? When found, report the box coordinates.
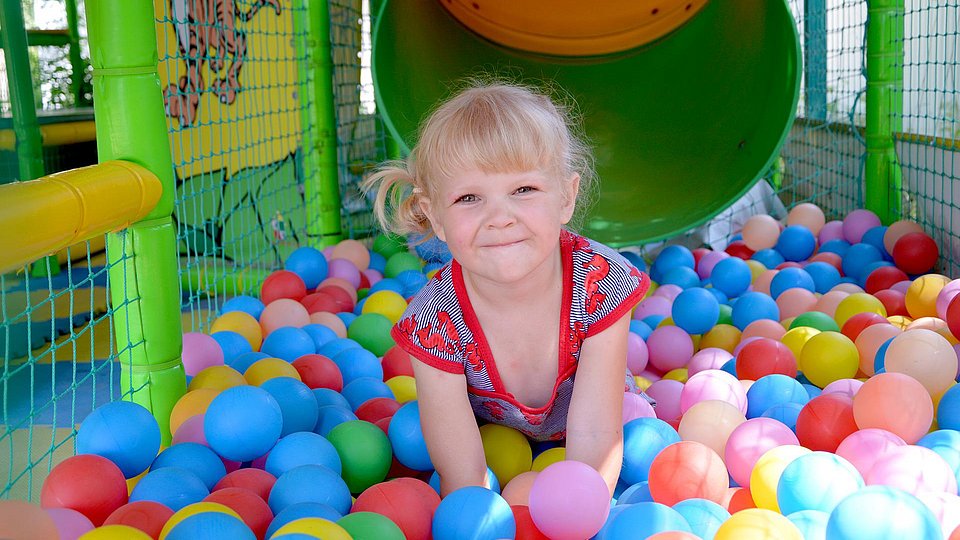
[244,357,301,386]
[211,311,263,351]
[742,215,782,251]
[169,388,220,435]
[501,471,538,506]
[259,299,310,336]
[883,220,925,254]
[331,239,371,271]
[787,203,826,235]
[309,311,347,338]
[648,441,729,506]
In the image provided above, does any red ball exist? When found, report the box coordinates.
[103,501,174,538]
[301,291,341,314]
[775,261,804,270]
[358,272,372,290]
[291,354,343,392]
[385,455,432,482]
[382,346,414,380]
[893,232,939,275]
[352,478,440,540]
[795,393,858,452]
[947,294,960,342]
[691,248,710,268]
[40,454,128,526]
[725,240,755,260]
[874,288,909,317]
[212,468,277,502]
[648,441,728,506]
[864,265,909,294]
[841,312,890,342]
[512,505,550,540]
[808,251,843,273]
[374,415,393,435]
[204,487,273,540]
[735,338,797,380]
[316,285,356,312]
[261,270,307,304]
[355,397,401,424]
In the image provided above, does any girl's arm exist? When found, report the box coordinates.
[410,355,488,497]
[564,312,631,496]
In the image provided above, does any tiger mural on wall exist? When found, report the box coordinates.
[164,0,282,127]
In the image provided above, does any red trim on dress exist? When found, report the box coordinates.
[390,326,463,374]
[585,271,650,337]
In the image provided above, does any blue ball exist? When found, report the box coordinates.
[301,324,338,351]
[332,348,383,385]
[261,327,316,362]
[150,442,226,490]
[720,358,738,378]
[769,267,815,299]
[706,287,728,305]
[76,400,161,479]
[167,512,255,540]
[396,269,429,297]
[801,382,822,399]
[260,377,320,436]
[873,336,896,375]
[265,432,342,478]
[711,257,752,298]
[313,405,358,437]
[761,402,803,432]
[616,481,653,505]
[318,338,362,358]
[825,486,941,540]
[211,330,253,365]
[621,417,681,485]
[429,467,500,495]
[619,250,647,273]
[353,298,367,315]
[819,239,852,258]
[746,374,809,419]
[341,377,395,410]
[671,287,720,335]
[776,225,817,262]
[369,278,405,295]
[777,452,864,515]
[285,247,329,290]
[221,295,265,320]
[368,252,387,274]
[916,430,960,487]
[787,510,830,540]
[312,388,350,409]
[431,486,515,540]
[641,315,666,329]
[653,245,695,277]
[842,243,884,282]
[731,292,780,330]
[265,502,343,539]
[594,505,630,540]
[672,498,730,540]
[204,386,283,462]
[603,502,692,539]
[337,312,357,328]
[804,261,841,294]
[268,464,352,516]
[859,260,895,288]
[861,225,892,260]
[937,384,960,431]
[660,266,701,289]
[629,320,653,340]
[751,248,785,270]
[388,401,433,471]
[228,351,270,375]
[129,467,209,512]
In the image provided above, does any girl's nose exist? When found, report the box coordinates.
[485,200,516,228]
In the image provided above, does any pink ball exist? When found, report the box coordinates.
[688,348,734,377]
[891,280,913,294]
[822,378,863,400]
[752,269,779,296]
[697,251,730,280]
[724,417,799,488]
[634,295,673,321]
[741,319,787,342]
[835,428,906,479]
[173,414,207,445]
[45,508,94,540]
[646,379,685,423]
[918,492,960,540]
[842,209,882,244]
[653,284,684,302]
[680,369,747,415]
[787,203,826,235]
[623,392,657,424]
[647,325,694,372]
[776,288,819,320]
[181,332,225,377]
[937,279,960,320]
[626,332,649,375]
[742,214,782,251]
[528,461,611,540]
[814,290,849,318]
[327,258,361,289]
[819,220,845,244]
[866,445,958,496]
[260,298,311,335]
[362,269,383,287]
[853,372,934,444]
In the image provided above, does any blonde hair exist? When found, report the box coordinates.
[362,80,597,240]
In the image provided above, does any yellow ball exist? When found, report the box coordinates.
[188,365,247,392]
[677,399,746,458]
[385,375,417,403]
[713,508,804,540]
[244,357,301,386]
[361,290,409,324]
[126,468,148,495]
[749,445,811,512]
[211,310,263,351]
[531,447,566,472]
[273,518,352,540]
[634,375,653,392]
[159,502,241,540]
[797,331,858,388]
[887,315,913,329]
[79,525,153,540]
[663,368,689,383]
[657,317,675,328]
[833,292,887,329]
[779,326,820,360]
[700,324,742,353]
[169,388,221,436]
[905,274,951,319]
[479,424,532,485]
[745,259,768,280]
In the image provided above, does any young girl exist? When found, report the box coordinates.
[363,82,650,497]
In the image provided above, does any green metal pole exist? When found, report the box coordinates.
[300,0,343,247]
[0,0,44,182]
[85,0,185,444]
[865,0,904,223]
[64,0,86,107]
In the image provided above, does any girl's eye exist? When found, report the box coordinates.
[455,194,477,204]
[515,186,537,195]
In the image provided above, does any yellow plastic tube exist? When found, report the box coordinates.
[0,120,97,150]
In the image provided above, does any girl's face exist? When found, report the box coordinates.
[420,168,579,287]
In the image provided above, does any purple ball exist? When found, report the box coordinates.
[182,332,225,377]
[633,295,672,321]
[697,251,730,279]
[842,209,882,244]
[819,220,845,244]
[327,258,361,289]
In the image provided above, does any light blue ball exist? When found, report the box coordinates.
[318,338,362,359]
[616,481,653,505]
[167,512,256,540]
[594,505,630,540]
[313,405,358,437]
[671,287,720,335]
[129,467,209,512]
[629,320,653,340]
[760,402,804,432]
[862,225,892,260]
[917,430,960,488]
[672,498,729,540]
[369,277,404,295]
[368,251,386,274]
[204,386,283,462]
[621,417,681,485]
[731,292,780,330]
[396,269,429,297]
[776,225,817,262]
[228,351,269,375]
[652,246,695,282]
[801,382,822,399]
[777,451,864,515]
[388,401,433,471]
[266,502,342,539]
[261,327,316,362]
[211,330,253,365]
[285,247,328,290]
[268,464,352,516]
[341,377,395,411]
[603,502,692,539]
[619,250,647,273]
[937,384,960,431]
[711,257,752,298]
[842,243,884,282]
[660,266,701,289]
[312,388,350,409]
[260,377,320,437]
[266,431,342,478]
[769,267,815,299]
[429,467,499,495]
[819,239,851,258]
[221,295,265,320]
[804,261,841,294]
[76,400,161,479]
[751,248,785,269]
[332,348,383,385]
[746,374,809,419]
[787,510,829,540]
[337,312,357,328]
[825,486,941,540]
[301,324,338,351]
[432,486,514,540]
[150,442,226,490]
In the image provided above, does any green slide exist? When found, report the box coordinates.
[372,0,801,247]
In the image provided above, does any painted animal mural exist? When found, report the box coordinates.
[164,0,282,127]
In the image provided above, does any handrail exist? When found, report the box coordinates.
[0,120,97,150]
[0,160,161,274]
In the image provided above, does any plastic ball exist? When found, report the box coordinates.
[714,508,803,540]
[44,507,94,540]
[775,225,817,262]
[158,501,243,539]
[260,299,311,336]
[671,499,729,540]
[201,488,272,539]
[853,372,933,443]
[833,292,887,329]
[221,295,266,320]
[76,401,161,480]
[866,443,958,496]
[211,311,263,352]
[774,288,818,321]
[291,354,342,391]
[711,257,753,298]
[671,287,720,335]
[600,501,693,539]
[787,203,826,235]
[213,468,277,500]
[128,467,208,513]
[645,380,684,424]
[431,486,514,540]
[836,428,907,480]
[264,432,342,481]
[797,331,858,388]
[0,500,59,539]
[387,401,433,471]
[735,338,797,381]
[40,454,128,526]
[742,215,782,251]
[477,424,532,487]
[164,511,254,540]
[677,399,746,458]
[749,444,811,512]
[338,511,405,540]
[150,442,226,491]
[893,232,939,274]
[777,451,864,515]
[731,292,780,331]
[527,461,610,540]
[500,471,539,506]
[78,524,153,539]
[842,209,882,244]
[725,416,800,490]
[102,501,174,539]
[268,464,351,516]
[284,247,329,289]
[724,240,756,259]
[884,328,958,396]
[680,369,747,414]
[352,478,440,540]
[181,332,225,377]
[204,385,282,462]
[795,393,858,452]
[326,420,393,494]
[384,375,416,404]
[244,357,301,387]
[647,441,727,506]
[830,486,941,540]
[818,219,843,244]
[906,274,952,319]
[383,252,422,279]
[621,417,682,485]
[646,325,694,373]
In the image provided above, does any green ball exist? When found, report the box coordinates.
[384,252,423,279]
[327,420,393,494]
[372,233,408,259]
[790,310,841,333]
[717,304,734,326]
[347,313,395,357]
[338,511,406,540]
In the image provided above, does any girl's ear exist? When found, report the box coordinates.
[561,173,580,225]
[418,195,447,242]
